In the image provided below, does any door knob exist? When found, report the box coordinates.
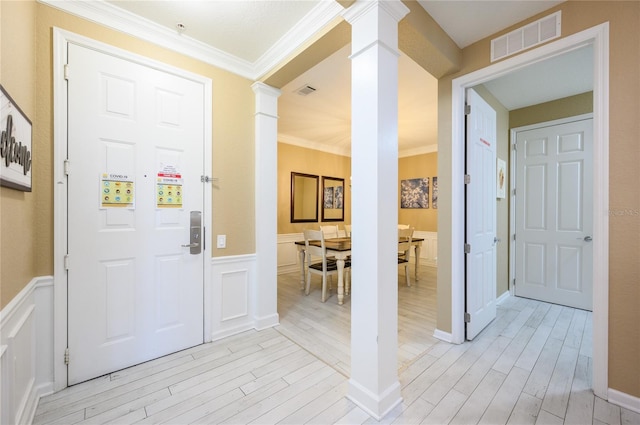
[584,236,593,242]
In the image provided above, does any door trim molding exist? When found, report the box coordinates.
[451,23,609,398]
[52,28,213,391]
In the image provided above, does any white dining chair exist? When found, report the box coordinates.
[398,224,411,230]
[320,224,340,239]
[344,224,352,237]
[398,227,414,286]
[304,229,350,302]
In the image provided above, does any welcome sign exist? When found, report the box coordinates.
[1,85,32,191]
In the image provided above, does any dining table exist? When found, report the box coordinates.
[295,236,424,305]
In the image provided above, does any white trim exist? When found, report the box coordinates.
[608,388,640,414]
[38,0,343,81]
[496,290,510,305]
[433,329,453,343]
[0,276,54,425]
[53,28,213,392]
[451,23,609,398]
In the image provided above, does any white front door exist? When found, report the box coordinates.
[465,89,497,340]
[67,44,205,384]
[515,118,593,310]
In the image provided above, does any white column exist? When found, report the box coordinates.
[251,82,281,329]
[342,0,409,419]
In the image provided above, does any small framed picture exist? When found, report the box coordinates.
[497,158,506,199]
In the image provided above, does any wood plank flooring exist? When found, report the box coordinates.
[34,266,638,424]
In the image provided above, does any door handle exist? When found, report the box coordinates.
[184,211,202,254]
[584,236,593,242]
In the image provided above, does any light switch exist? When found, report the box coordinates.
[217,234,226,248]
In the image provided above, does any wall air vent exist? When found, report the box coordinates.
[491,11,561,62]
[295,84,316,96]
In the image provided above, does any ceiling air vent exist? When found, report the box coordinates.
[295,84,316,96]
[491,11,561,62]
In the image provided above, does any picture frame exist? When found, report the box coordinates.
[497,158,506,199]
[321,176,344,222]
[1,84,33,191]
[290,172,319,223]
[401,177,429,209]
[432,176,438,209]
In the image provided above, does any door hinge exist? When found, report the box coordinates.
[513,233,516,241]
[64,254,70,270]
[464,243,471,254]
[64,159,70,176]
[464,312,471,323]
[513,188,516,196]
[513,143,517,151]
[513,278,516,287]
[64,64,70,80]
[464,174,471,184]
[464,104,471,115]
[64,348,70,365]
[201,175,211,183]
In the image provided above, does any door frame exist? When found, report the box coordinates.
[451,23,609,398]
[52,28,213,391]
[509,113,594,303]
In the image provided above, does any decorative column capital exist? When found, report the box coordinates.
[342,0,409,25]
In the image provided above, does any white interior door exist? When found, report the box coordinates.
[515,118,593,310]
[67,44,205,384]
[465,89,497,340]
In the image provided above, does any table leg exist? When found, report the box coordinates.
[298,248,306,290]
[414,243,422,280]
[337,258,345,305]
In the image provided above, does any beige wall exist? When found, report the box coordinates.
[510,91,593,128]
[0,1,257,309]
[1,0,37,309]
[278,143,351,234]
[437,1,640,397]
[398,152,438,232]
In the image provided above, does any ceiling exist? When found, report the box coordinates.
[90,1,589,156]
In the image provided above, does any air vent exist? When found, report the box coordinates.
[491,11,561,62]
[295,84,316,96]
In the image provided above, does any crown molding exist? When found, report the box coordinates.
[39,0,343,81]
[254,1,345,79]
[278,134,351,157]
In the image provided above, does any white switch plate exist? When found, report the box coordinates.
[217,234,226,248]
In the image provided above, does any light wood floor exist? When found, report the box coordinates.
[34,266,638,424]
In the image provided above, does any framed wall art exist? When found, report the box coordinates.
[1,85,32,191]
[401,177,429,209]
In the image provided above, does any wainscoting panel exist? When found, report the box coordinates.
[277,233,303,275]
[413,231,438,267]
[0,277,54,425]
[210,255,256,341]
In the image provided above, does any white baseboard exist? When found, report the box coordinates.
[496,290,510,305]
[433,329,453,343]
[1,276,54,425]
[608,388,640,414]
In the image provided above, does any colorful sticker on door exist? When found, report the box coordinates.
[157,173,183,208]
[101,173,135,208]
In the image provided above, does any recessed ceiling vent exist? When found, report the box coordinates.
[491,11,561,62]
[295,84,317,96]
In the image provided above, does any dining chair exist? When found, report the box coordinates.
[304,229,350,302]
[320,224,340,239]
[398,224,411,230]
[344,224,352,237]
[398,227,414,286]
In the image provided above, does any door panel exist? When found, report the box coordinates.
[465,89,497,340]
[67,44,205,384]
[515,119,593,310]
